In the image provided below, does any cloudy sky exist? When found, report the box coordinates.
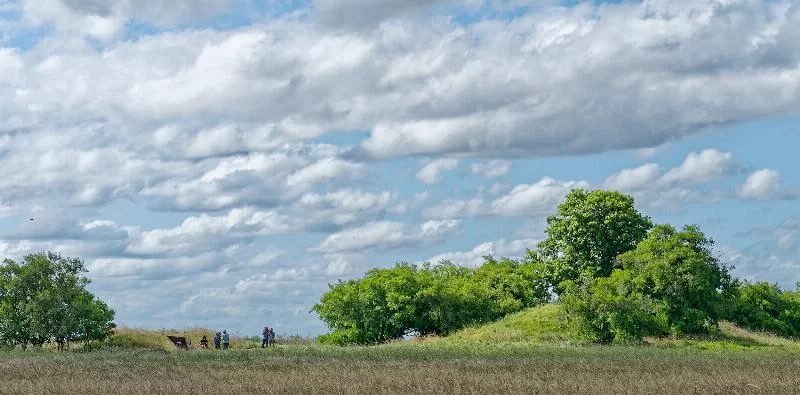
[0,0,798,336]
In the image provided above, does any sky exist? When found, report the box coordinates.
[0,0,798,337]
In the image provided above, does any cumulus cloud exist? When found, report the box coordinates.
[139,144,364,211]
[491,177,590,216]
[313,219,462,253]
[424,176,589,219]
[126,208,296,256]
[738,169,781,200]
[721,245,800,290]
[22,0,231,40]
[353,1,800,159]
[471,160,511,178]
[293,189,396,230]
[425,238,538,268]
[602,149,736,207]
[660,149,736,185]
[312,0,475,30]
[416,158,460,184]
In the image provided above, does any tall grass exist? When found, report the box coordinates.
[1,343,799,394]
[2,306,799,394]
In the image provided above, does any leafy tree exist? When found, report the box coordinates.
[0,252,116,349]
[313,263,423,345]
[313,258,550,345]
[536,189,653,292]
[473,256,551,315]
[728,281,800,338]
[563,225,735,342]
[562,270,667,343]
[618,224,735,335]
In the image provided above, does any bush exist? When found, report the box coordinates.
[313,258,550,345]
[563,225,735,342]
[563,271,667,343]
[728,282,800,338]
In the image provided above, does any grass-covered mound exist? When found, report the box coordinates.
[424,303,800,351]
[423,303,577,345]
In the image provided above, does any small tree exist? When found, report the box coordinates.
[536,189,653,293]
[0,252,115,349]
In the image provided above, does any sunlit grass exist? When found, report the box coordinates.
[2,304,799,394]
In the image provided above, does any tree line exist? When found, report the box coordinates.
[313,189,800,345]
[0,252,116,350]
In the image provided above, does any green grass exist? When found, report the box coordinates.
[426,303,800,352]
[424,303,578,345]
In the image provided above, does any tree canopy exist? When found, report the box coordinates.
[0,252,115,349]
[312,258,550,345]
[562,225,736,342]
[536,189,653,292]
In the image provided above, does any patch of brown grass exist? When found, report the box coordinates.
[1,346,799,394]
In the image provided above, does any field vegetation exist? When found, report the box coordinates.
[1,323,799,394]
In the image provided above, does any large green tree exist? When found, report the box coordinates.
[0,252,115,349]
[536,189,653,292]
[563,224,736,342]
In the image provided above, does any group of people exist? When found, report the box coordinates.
[199,330,230,350]
[262,326,276,348]
[194,327,276,350]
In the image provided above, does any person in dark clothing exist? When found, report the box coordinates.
[213,332,221,349]
[262,326,269,348]
[200,335,209,349]
[268,328,276,347]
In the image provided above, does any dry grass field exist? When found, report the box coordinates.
[1,345,799,394]
[2,305,799,394]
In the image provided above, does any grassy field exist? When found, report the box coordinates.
[1,305,799,394]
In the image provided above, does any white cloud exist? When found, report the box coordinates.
[602,163,662,192]
[312,0,470,30]
[313,219,462,253]
[22,0,231,40]
[423,176,589,219]
[738,169,781,200]
[425,238,538,268]
[126,208,295,256]
[721,245,800,290]
[602,149,736,207]
[416,158,460,184]
[0,48,23,83]
[471,160,512,178]
[660,149,736,185]
[490,177,590,216]
[286,157,368,189]
[294,189,396,229]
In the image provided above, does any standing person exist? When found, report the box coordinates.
[268,327,276,347]
[213,332,221,349]
[222,330,230,350]
[200,335,209,349]
[261,326,269,348]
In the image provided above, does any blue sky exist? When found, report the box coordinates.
[0,0,798,337]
